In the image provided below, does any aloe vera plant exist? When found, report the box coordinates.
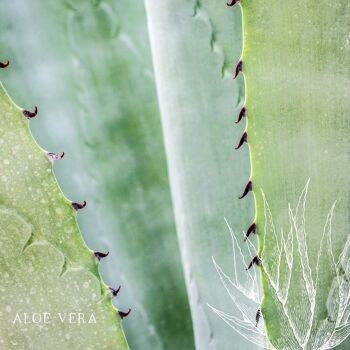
[1,0,348,349]
[0,73,128,348]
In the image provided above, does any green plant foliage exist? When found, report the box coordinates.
[144,1,258,349]
[0,1,194,349]
[0,83,128,349]
[241,0,350,349]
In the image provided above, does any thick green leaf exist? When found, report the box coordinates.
[144,1,259,349]
[0,83,127,348]
[0,1,194,349]
[241,0,350,349]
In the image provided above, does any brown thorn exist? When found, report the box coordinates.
[238,180,252,199]
[246,255,260,270]
[119,308,131,319]
[47,152,65,161]
[94,251,109,261]
[235,106,246,124]
[233,60,243,79]
[109,285,121,297]
[227,0,239,6]
[72,200,87,210]
[255,308,261,327]
[244,222,257,241]
[235,131,247,150]
[22,106,38,119]
[0,60,9,68]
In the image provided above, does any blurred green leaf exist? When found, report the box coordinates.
[144,1,258,349]
[0,1,194,349]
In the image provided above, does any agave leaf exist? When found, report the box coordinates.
[0,82,128,348]
[240,1,350,348]
[144,1,259,349]
[0,0,194,349]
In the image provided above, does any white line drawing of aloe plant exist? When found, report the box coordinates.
[209,180,350,350]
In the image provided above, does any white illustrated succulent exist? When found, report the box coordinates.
[209,180,350,350]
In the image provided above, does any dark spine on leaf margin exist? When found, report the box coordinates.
[238,180,252,199]
[246,255,260,270]
[255,308,261,327]
[244,222,256,241]
[94,251,109,261]
[233,60,243,79]
[48,152,65,160]
[0,60,9,68]
[119,309,131,320]
[227,0,239,7]
[235,131,247,149]
[72,201,87,210]
[110,285,121,297]
[236,106,246,124]
[23,106,38,119]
